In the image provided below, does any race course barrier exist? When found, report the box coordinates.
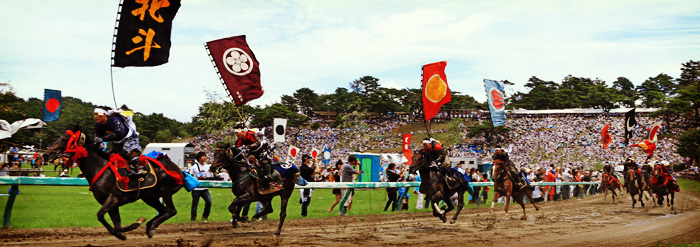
[0,177,600,228]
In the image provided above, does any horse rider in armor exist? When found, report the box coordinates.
[492,146,528,190]
[93,106,147,176]
[419,138,462,188]
[234,124,278,188]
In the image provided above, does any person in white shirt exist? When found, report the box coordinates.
[562,168,573,200]
[187,152,212,222]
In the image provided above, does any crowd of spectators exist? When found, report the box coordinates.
[187,111,688,182]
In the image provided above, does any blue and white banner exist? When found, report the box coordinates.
[322,148,332,165]
[484,79,506,127]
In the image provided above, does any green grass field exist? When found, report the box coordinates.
[678,178,700,193]
[0,183,496,229]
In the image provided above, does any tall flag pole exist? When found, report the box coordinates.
[484,79,506,127]
[421,61,451,122]
[43,89,62,122]
[205,35,263,107]
[624,108,637,146]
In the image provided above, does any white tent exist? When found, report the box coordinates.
[0,118,47,139]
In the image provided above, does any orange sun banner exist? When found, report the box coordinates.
[422,61,451,121]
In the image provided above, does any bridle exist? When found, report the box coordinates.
[63,130,88,166]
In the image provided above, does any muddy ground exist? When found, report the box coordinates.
[1,190,699,247]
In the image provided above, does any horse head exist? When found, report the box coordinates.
[45,125,88,162]
[212,142,247,173]
[491,160,508,181]
[625,169,637,183]
[408,153,423,174]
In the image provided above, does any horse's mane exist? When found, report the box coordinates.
[80,134,111,160]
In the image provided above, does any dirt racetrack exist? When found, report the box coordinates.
[2,190,699,247]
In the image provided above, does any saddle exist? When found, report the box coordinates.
[441,170,464,190]
[252,169,283,195]
[114,161,157,192]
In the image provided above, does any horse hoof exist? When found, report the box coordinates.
[147,230,156,238]
[449,219,456,224]
[113,232,126,241]
[274,232,281,237]
[440,216,447,223]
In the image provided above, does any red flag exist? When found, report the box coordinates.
[402,134,413,165]
[205,35,263,106]
[601,124,612,149]
[422,61,451,121]
[630,140,656,158]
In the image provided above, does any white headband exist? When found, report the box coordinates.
[422,139,431,144]
[94,108,108,115]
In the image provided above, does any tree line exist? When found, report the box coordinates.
[1,60,698,161]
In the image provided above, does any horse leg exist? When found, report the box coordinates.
[142,194,177,238]
[274,195,290,236]
[449,191,464,224]
[670,193,674,211]
[109,207,145,234]
[490,191,501,214]
[513,193,527,220]
[523,189,540,211]
[505,190,512,219]
[252,199,273,220]
[97,195,126,240]
[603,189,608,200]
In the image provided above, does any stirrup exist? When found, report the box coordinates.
[135,168,147,175]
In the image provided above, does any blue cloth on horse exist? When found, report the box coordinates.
[144,150,164,159]
[274,162,299,178]
[451,167,470,182]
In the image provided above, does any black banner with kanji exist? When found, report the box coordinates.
[113,0,181,67]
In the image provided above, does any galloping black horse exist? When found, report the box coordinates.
[45,126,183,240]
[211,143,297,236]
[408,153,467,224]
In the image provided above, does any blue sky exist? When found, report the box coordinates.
[1,0,699,122]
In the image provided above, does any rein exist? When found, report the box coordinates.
[216,147,257,184]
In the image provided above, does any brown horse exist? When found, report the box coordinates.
[489,163,539,220]
[639,165,654,202]
[408,153,467,224]
[625,169,645,208]
[211,143,297,236]
[45,127,183,240]
[601,172,621,204]
[652,165,675,210]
